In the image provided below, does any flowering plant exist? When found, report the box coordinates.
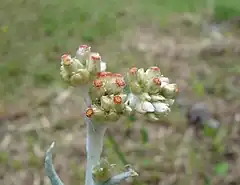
[44,45,179,185]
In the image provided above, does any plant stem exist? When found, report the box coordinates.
[85,122,107,185]
[81,86,107,185]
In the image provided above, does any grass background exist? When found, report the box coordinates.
[0,0,240,185]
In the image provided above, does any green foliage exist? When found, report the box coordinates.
[203,124,217,137]
[140,127,149,144]
[214,162,229,176]
[0,151,9,164]
[192,80,205,96]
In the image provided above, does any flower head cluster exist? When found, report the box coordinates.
[60,45,106,86]
[126,66,179,121]
[85,72,132,123]
[60,45,178,123]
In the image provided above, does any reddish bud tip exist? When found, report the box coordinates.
[85,107,94,117]
[61,54,72,65]
[93,79,103,88]
[61,54,69,59]
[91,55,101,61]
[97,72,112,78]
[79,44,89,49]
[153,78,161,85]
[129,67,138,74]
[176,87,179,93]
[150,66,160,71]
[112,73,123,77]
[113,95,122,104]
[115,78,126,87]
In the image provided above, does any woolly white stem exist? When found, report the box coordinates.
[80,86,107,185]
[85,122,107,185]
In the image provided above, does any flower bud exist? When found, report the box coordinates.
[70,73,83,86]
[150,95,166,102]
[159,76,169,83]
[78,68,90,80]
[61,54,83,74]
[91,105,106,122]
[129,82,142,94]
[86,52,101,73]
[100,61,107,72]
[127,67,138,82]
[107,110,120,122]
[70,69,89,86]
[113,95,125,113]
[135,102,147,114]
[152,102,170,115]
[161,83,178,98]
[145,77,161,94]
[137,68,146,84]
[146,113,159,121]
[135,101,155,114]
[141,101,155,112]
[105,74,125,95]
[140,92,151,101]
[101,96,113,111]
[76,44,91,64]
[89,82,106,101]
[146,66,161,79]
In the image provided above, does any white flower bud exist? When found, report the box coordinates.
[135,102,147,114]
[159,76,169,83]
[76,44,91,64]
[125,93,139,108]
[152,102,170,115]
[100,61,107,72]
[142,101,155,112]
